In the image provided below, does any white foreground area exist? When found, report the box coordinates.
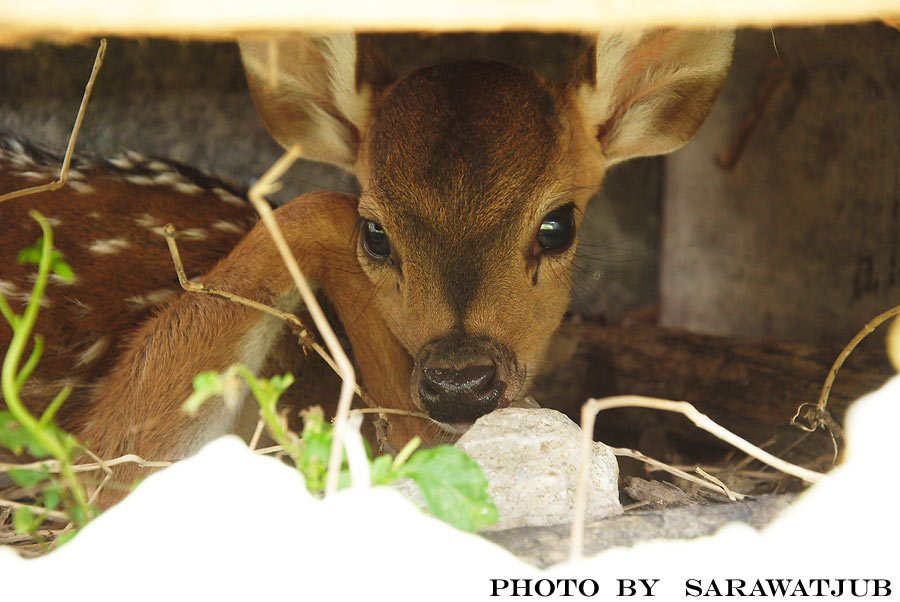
[2,377,898,600]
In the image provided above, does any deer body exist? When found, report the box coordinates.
[1,30,733,500]
[0,140,399,495]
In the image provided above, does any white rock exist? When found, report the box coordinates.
[455,407,622,530]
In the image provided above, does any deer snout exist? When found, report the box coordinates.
[413,335,513,424]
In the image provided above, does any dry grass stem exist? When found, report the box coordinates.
[252,444,283,455]
[694,467,737,501]
[248,418,266,451]
[791,304,900,454]
[683,467,781,481]
[245,146,358,498]
[612,446,745,501]
[570,395,826,560]
[0,498,69,522]
[0,453,172,474]
[349,407,430,418]
[163,223,371,405]
[0,39,106,204]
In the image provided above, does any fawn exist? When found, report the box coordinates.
[0,30,733,501]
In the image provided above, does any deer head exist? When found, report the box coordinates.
[239,31,733,439]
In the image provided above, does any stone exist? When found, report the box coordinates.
[455,407,622,531]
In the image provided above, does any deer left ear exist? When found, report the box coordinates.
[239,34,393,170]
[574,29,734,165]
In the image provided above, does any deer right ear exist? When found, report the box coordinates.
[239,34,390,170]
[574,29,735,165]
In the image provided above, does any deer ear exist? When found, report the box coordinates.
[239,34,391,169]
[575,29,734,165]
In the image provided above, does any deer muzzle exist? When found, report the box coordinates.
[412,333,516,424]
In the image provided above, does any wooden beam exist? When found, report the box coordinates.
[0,0,898,46]
[531,322,895,468]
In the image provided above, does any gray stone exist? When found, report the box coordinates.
[455,408,622,531]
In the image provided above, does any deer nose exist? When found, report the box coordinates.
[413,334,510,424]
[419,363,504,423]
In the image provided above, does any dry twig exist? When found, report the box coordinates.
[244,147,358,497]
[570,395,825,560]
[0,39,107,204]
[163,223,376,406]
[791,303,900,459]
[612,446,745,501]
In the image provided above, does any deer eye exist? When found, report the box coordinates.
[362,219,391,259]
[537,204,575,253]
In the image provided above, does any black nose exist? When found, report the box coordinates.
[419,363,504,423]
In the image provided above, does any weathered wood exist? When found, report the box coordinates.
[2,1,898,46]
[531,321,895,469]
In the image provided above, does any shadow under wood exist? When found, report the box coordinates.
[532,320,895,482]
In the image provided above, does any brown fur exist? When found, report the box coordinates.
[1,31,734,504]
[241,30,733,443]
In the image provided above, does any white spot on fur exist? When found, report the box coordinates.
[126,150,147,162]
[180,228,208,241]
[109,155,134,170]
[0,279,49,308]
[28,272,77,286]
[66,169,85,181]
[174,181,203,195]
[7,138,25,155]
[68,180,95,194]
[87,211,103,220]
[0,279,18,297]
[50,272,77,285]
[135,213,163,228]
[20,378,77,399]
[212,187,245,206]
[212,220,245,234]
[146,160,171,172]
[69,298,92,318]
[124,174,154,187]
[75,336,109,367]
[88,238,131,255]
[44,216,62,228]
[151,171,179,185]
[16,171,44,180]
[125,289,177,309]
[5,139,34,168]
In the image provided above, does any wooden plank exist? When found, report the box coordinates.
[0,0,898,45]
[531,321,895,468]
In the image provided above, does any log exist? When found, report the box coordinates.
[531,321,895,470]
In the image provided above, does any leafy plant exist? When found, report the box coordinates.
[0,210,97,546]
[185,367,498,532]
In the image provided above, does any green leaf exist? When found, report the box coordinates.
[13,506,36,535]
[0,412,29,454]
[8,466,49,488]
[69,503,97,528]
[0,412,50,457]
[369,454,394,485]
[266,373,295,394]
[43,484,61,511]
[16,238,44,265]
[398,446,498,532]
[51,258,74,282]
[183,371,224,414]
[55,530,77,548]
[192,371,223,394]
